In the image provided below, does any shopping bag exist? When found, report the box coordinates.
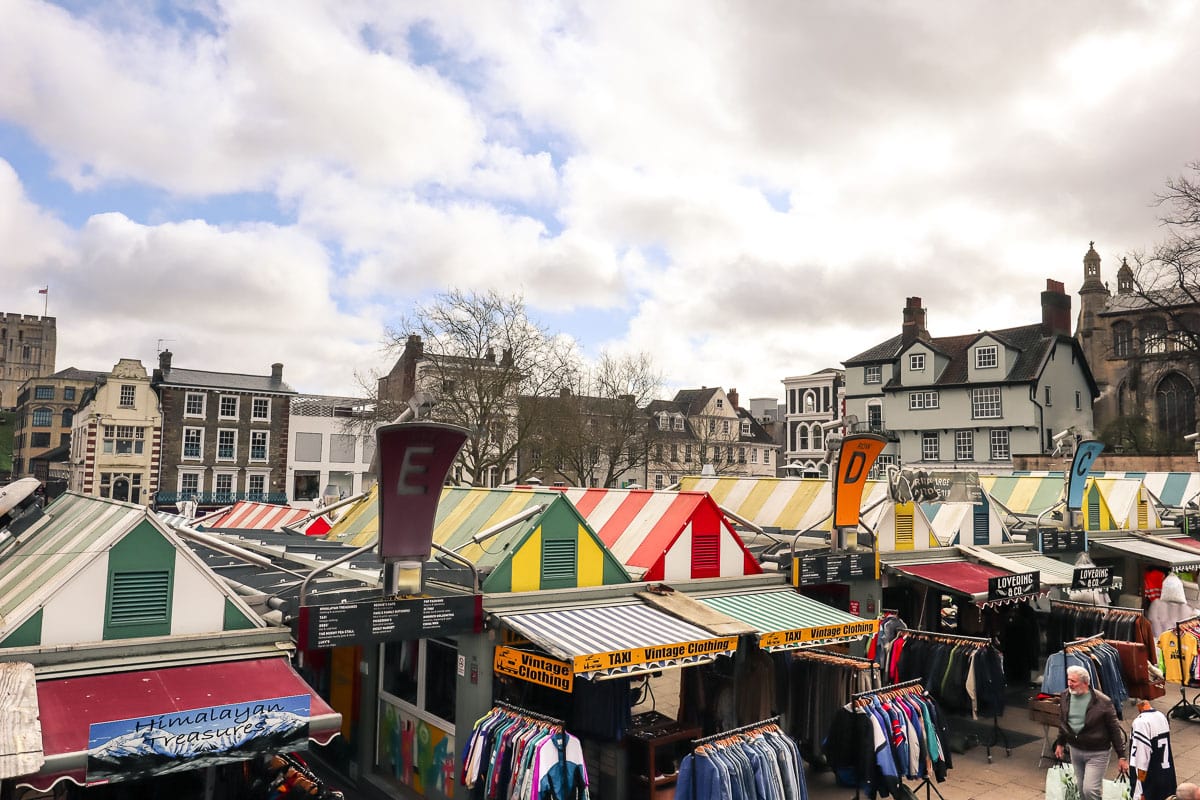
[1101,774,1131,800]
[1045,762,1081,800]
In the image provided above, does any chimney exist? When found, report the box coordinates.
[901,297,928,344]
[271,363,284,382]
[727,388,739,410]
[158,349,173,373]
[405,334,424,359]
[1041,279,1072,336]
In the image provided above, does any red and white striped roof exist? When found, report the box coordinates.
[199,501,327,534]
[561,488,761,580]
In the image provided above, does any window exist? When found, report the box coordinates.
[182,427,203,459]
[673,416,684,431]
[909,391,939,410]
[251,397,270,421]
[1075,391,1082,410]
[214,473,234,495]
[738,447,746,464]
[30,432,51,448]
[922,432,939,461]
[653,444,663,461]
[1112,322,1133,358]
[955,430,973,461]
[381,638,458,725]
[34,386,53,400]
[250,430,269,461]
[654,474,665,489]
[294,471,320,500]
[764,449,770,464]
[909,353,926,371]
[119,384,136,408]
[330,434,356,463]
[971,387,1002,419]
[716,398,724,409]
[60,409,73,427]
[295,432,323,462]
[103,425,145,455]
[684,445,693,463]
[179,472,201,496]
[1044,385,1052,406]
[1143,318,1168,354]
[975,345,998,369]
[31,407,52,426]
[184,393,206,417]
[670,443,678,461]
[218,395,240,419]
[658,414,669,430]
[865,365,882,384]
[741,420,751,435]
[63,386,75,401]
[247,474,267,497]
[721,420,730,435]
[712,446,722,462]
[805,392,815,411]
[217,429,237,461]
[990,429,1011,460]
[750,448,758,463]
[797,424,809,450]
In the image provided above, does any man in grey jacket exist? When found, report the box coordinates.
[1054,665,1129,800]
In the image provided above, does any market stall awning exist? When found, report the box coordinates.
[15,658,341,792]
[0,662,41,780]
[691,589,878,651]
[1091,536,1200,571]
[493,601,738,682]
[889,560,1047,607]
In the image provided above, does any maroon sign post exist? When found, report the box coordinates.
[376,422,469,574]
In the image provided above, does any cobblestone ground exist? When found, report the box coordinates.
[805,688,1200,800]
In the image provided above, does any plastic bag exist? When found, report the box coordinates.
[1102,774,1131,800]
[1045,763,1081,800]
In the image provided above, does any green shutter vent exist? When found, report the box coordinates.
[110,570,170,625]
[542,540,577,581]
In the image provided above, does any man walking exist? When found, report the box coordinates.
[1054,665,1128,800]
[1130,698,1175,800]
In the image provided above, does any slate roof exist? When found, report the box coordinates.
[46,367,104,383]
[1100,287,1200,316]
[845,323,1098,395]
[155,367,295,394]
[736,408,775,444]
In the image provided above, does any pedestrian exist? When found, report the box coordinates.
[1054,665,1129,800]
[1170,783,1198,800]
[1130,698,1176,800]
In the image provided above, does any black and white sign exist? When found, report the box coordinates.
[297,594,482,650]
[1071,566,1114,590]
[794,550,874,587]
[1039,528,1086,554]
[987,571,1040,602]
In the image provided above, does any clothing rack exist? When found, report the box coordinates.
[1169,616,1200,721]
[493,700,564,726]
[1063,633,1106,652]
[793,648,876,666]
[1052,599,1143,614]
[690,715,781,746]
[898,627,991,644]
[850,681,946,800]
[893,629,1010,762]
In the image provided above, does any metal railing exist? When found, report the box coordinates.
[154,491,289,505]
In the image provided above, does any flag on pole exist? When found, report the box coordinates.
[38,287,48,294]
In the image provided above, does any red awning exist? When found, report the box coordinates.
[1165,536,1200,553]
[892,561,1045,606]
[15,657,340,792]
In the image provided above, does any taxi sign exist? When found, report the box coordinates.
[572,637,738,674]
[759,619,879,650]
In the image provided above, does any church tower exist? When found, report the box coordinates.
[1076,242,1111,405]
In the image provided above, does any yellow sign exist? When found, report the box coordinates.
[494,647,573,693]
[759,619,879,650]
[572,637,738,674]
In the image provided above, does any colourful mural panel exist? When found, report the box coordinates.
[378,700,455,800]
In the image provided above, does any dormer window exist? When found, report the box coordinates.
[658,413,670,430]
[673,415,684,431]
[975,345,998,369]
[909,353,925,371]
[741,420,751,435]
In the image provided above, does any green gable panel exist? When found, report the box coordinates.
[1,608,42,648]
[103,520,176,640]
[223,597,257,630]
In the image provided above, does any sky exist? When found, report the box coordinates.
[3,1,1200,404]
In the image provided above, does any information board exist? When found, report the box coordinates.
[297,594,482,650]
[1039,528,1086,554]
[793,550,874,587]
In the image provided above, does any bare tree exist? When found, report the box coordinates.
[526,353,663,487]
[378,290,579,486]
